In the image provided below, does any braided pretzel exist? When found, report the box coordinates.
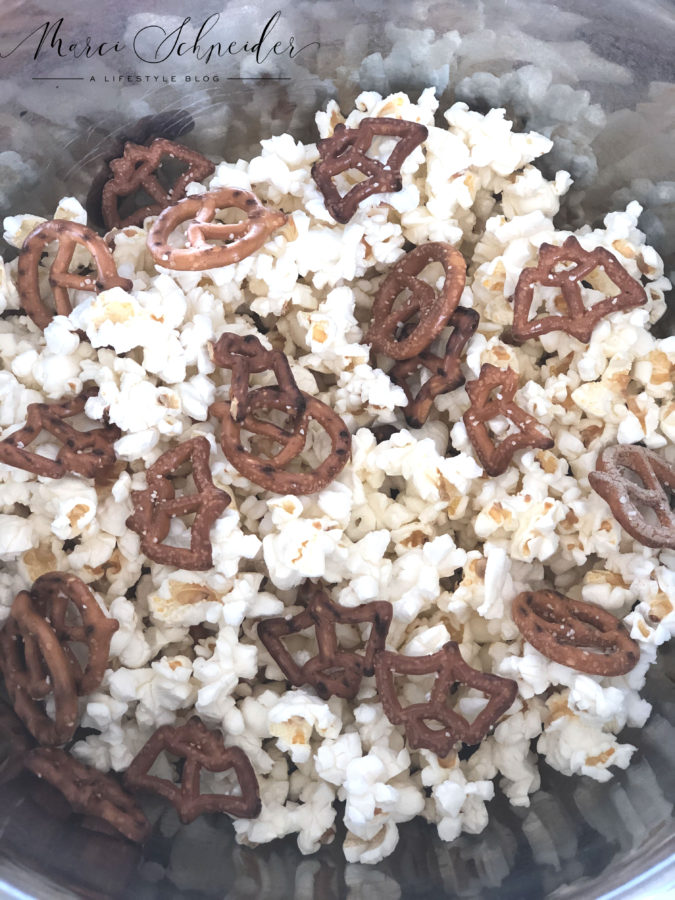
[124,717,261,823]
[512,590,640,676]
[366,243,467,360]
[589,445,675,549]
[311,117,427,223]
[17,220,132,330]
[146,187,286,271]
[374,642,517,756]
[101,138,215,229]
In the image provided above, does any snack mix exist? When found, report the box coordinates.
[0,87,673,865]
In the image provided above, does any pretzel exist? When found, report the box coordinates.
[123,717,261,823]
[510,236,647,344]
[389,307,479,427]
[0,590,79,745]
[463,364,554,476]
[0,700,34,785]
[126,436,230,570]
[512,590,640,676]
[0,389,120,479]
[17,220,133,330]
[209,333,351,495]
[374,642,517,756]
[311,117,427,223]
[366,243,467,360]
[101,138,215,229]
[588,445,675,549]
[257,583,392,700]
[146,187,286,271]
[30,572,118,696]
[23,748,152,843]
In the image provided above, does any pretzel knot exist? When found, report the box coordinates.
[257,583,393,700]
[0,590,79,746]
[374,642,517,756]
[146,187,286,271]
[123,717,261,824]
[389,307,480,427]
[209,332,351,495]
[588,445,675,549]
[0,701,34,786]
[512,590,640,676]
[101,138,215,229]
[366,243,467,360]
[311,117,428,223]
[0,389,120,479]
[462,364,554,476]
[510,236,647,344]
[24,748,152,843]
[17,220,133,331]
[126,436,231,570]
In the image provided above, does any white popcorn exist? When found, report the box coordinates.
[268,689,341,763]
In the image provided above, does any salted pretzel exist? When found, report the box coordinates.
[258,583,393,700]
[311,117,427,223]
[512,590,640,676]
[146,187,286,271]
[17,220,132,330]
[124,717,261,823]
[101,138,215,229]
[374,642,517,756]
[366,242,467,360]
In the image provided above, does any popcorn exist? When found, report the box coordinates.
[268,689,341,763]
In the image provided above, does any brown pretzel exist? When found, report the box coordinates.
[0,591,79,745]
[209,333,351,495]
[0,389,120,479]
[389,307,479,427]
[257,583,392,700]
[589,445,675,549]
[512,590,640,676]
[366,243,467,360]
[374,642,517,756]
[17,220,133,330]
[30,573,118,696]
[510,236,647,344]
[463,364,553,476]
[24,748,152,843]
[0,700,34,785]
[123,717,261,823]
[146,187,286,271]
[311,117,428,223]
[126,436,230,570]
[101,138,215,229]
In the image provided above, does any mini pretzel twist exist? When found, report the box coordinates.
[126,436,231,570]
[389,307,480,427]
[209,333,351,495]
[374,642,517,756]
[101,138,215,229]
[512,589,640,676]
[0,590,79,746]
[311,117,428,223]
[146,187,286,271]
[0,389,120,479]
[462,364,554,476]
[0,700,34,785]
[24,748,152,843]
[589,445,675,549]
[510,236,647,344]
[366,243,467,360]
[17,220,133,330]
[257,582,393,700]
[123,717,261,823]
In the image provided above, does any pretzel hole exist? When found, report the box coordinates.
[363,135,400,164]
[528,284,568,321]
[332,168,369,198]
[393,671,437,706]
[199,763,244,798]
[614,463,672,525]
[578,268,621,310]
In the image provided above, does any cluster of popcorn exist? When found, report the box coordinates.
[0,87,673,865]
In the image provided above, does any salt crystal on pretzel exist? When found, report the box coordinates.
[146,187,286,271]
[512,589,640,676]
[101,138,215,230]
[123,716,261,823]
[311,117,427,224]
[17,220,132,330]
